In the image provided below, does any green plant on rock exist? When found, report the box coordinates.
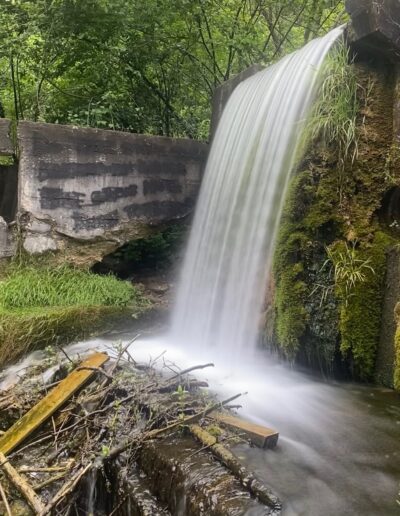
[307,40,359,171]
[324,241,375,306]
[333,233,393,379]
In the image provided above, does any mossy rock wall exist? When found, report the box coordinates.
[271,58,400,385]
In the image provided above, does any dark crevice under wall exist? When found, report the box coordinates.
[0,164,18,223]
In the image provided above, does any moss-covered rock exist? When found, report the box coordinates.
[270,58,400,381]
[394,303,400,391]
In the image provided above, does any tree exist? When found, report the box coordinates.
[0,0,346,138]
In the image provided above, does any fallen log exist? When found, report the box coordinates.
[0,452,45,514]
[188,424,281,511]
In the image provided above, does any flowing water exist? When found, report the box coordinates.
[4,334,398,515]
[171,27,343,359]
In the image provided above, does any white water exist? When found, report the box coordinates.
[171,27,343,360]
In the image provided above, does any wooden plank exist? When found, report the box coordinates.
[0,352,109,456]
[212,412,279,449]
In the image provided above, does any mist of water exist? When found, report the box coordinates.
[171,28,343,360]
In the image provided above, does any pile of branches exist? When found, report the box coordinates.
[0,338,259,515]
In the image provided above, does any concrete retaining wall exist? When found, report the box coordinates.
[2,122,207,263]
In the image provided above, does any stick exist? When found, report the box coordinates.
[0,479,12,516]
[39,464,91,515]
[0,452,45,514]
[167,363,214,381]
[188,425,281,511]
[106,392,245,460]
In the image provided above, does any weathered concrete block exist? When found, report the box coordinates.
[346,0,400,61]
[23,235,57,255]
[0,119,14,155]
[17,122,208,262]
[210,64,264,138]
[0,217,16,258]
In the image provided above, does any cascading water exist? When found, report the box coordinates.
[171,28,343,359]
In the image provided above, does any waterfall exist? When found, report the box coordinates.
[171,28,343,359]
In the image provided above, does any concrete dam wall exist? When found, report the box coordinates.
[0,121,207,264]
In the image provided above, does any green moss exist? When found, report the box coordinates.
[394,303,400,391]
[335,232,394,379]
[271,60,400,381]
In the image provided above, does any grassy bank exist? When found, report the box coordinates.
[0,265,150,366]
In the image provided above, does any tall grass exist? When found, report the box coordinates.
[0,265,150,365]
[0,265,139,309]
[307,40,359,170]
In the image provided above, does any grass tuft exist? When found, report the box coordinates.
[307,40,359,171]
[0,265,150,366]
[0,265,138,309]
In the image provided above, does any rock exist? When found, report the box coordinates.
[23,235,57,254]
[0,216,16,257]
[27,219,52,234]
[346,0,400,62]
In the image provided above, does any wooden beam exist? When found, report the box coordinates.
[211,412,279,449]
[0,352,109,456]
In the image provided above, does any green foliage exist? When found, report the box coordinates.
[0,0,346,138]
[307,41,359,170]
[324,241,375,305]
[0,265,139,309]
[116,225,187,269]
[0,304,131,367]
[0,264,150,366]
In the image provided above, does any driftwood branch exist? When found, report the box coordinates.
[106,392,245,461]
[39,464,90,515]
[188,425,281,511]
[167,363,214,381]
[0,479,12,516]
[0,452,45,514]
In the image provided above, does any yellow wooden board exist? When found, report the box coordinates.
[212,412,279,449]
[0,352,109,456]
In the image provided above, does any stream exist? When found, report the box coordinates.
[4,327,398,515]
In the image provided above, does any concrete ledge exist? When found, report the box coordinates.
[346,0,400,62]
[0,119,14,156]
[210,64,264,137]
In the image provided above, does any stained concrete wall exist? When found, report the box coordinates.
[0,119,13,156]
[13,122,208,263]
[210,64,264,138]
